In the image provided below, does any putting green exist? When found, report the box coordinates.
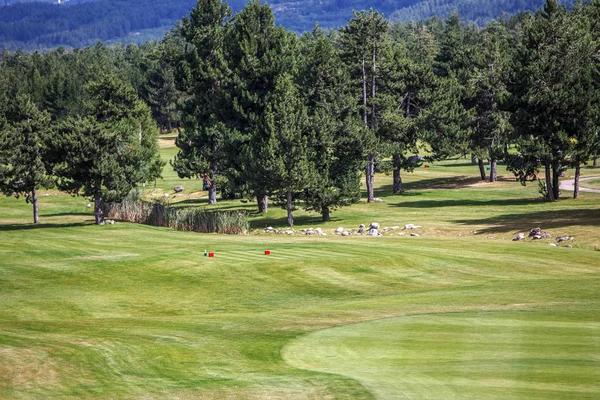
[283,310,600,399]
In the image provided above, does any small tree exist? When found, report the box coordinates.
[0,95,54,223]
[53,75,164,224]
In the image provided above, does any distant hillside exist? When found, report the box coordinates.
[390,0,548,24]
[0,0,93,5]
[0,0,573,51]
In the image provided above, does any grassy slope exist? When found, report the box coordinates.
[0,137,599,398]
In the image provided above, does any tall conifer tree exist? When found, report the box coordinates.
[224,0,295,212]
[300,27,363,221]
[340,9,389,203]
[172,0,231,205]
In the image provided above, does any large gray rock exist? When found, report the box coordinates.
[370,222,380,230]
[174,185,185,193]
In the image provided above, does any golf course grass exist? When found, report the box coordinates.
[581,179,600,190]
[1,138,599,399]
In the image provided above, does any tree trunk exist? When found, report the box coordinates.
[366,153,375,202]
[371,43,376,132]
[94,185,105,224]
[208,155,218,205]
[594,155,598,168]
[286,190,293,227]
[552,163,560,200]
[471,153,477,165]
[545,161,555,202]
[321,205,330,222]
[208,181,217,205]
[489,159,497,183]
[478,159,487,181]
[361,58,367,125]
[31,187,39,224]
[393,153,403,194]
[574,161,581,199]
[257,193,268,213]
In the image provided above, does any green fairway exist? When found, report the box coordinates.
[582,179,600,190]
[284,311,600,399]
[1,141,600,399]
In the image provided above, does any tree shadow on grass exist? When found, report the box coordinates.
[372,186,424,198]
[42,212,90,217]
[455,208,600,234]
[0,222,90,232]
[365,176,486,200]
[394,197,539,209]
[438,161,478,168]
[404,175,486,190]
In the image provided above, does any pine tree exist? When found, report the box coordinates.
[299,27,363,221]
[0,94,54,223]
[53,75,164,224]
[224,0,295,212]
[263,74,315,226]
[340,9,389,203]
[379,23,437,193]
[509,0,598,200]
[171,0,231,205]
[467,21,512,183]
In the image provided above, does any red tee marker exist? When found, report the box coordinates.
[208,252,215,258]
[265,250,271,255]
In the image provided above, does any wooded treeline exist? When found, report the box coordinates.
[1,0,599,226]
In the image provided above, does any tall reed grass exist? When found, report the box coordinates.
[103,195,248,234]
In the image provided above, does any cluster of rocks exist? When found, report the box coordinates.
[261,222,422,237]
[529,227,552,240]
[305,227,325,236]
[100,219,115,225]
[512,228,575,248]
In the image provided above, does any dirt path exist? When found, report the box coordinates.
[560,176,600,193]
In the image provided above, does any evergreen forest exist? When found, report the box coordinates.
[1,0,599,227]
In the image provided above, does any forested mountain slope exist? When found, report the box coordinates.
[0,0,575,50]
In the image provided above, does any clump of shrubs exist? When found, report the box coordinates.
[103,193,247,234]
